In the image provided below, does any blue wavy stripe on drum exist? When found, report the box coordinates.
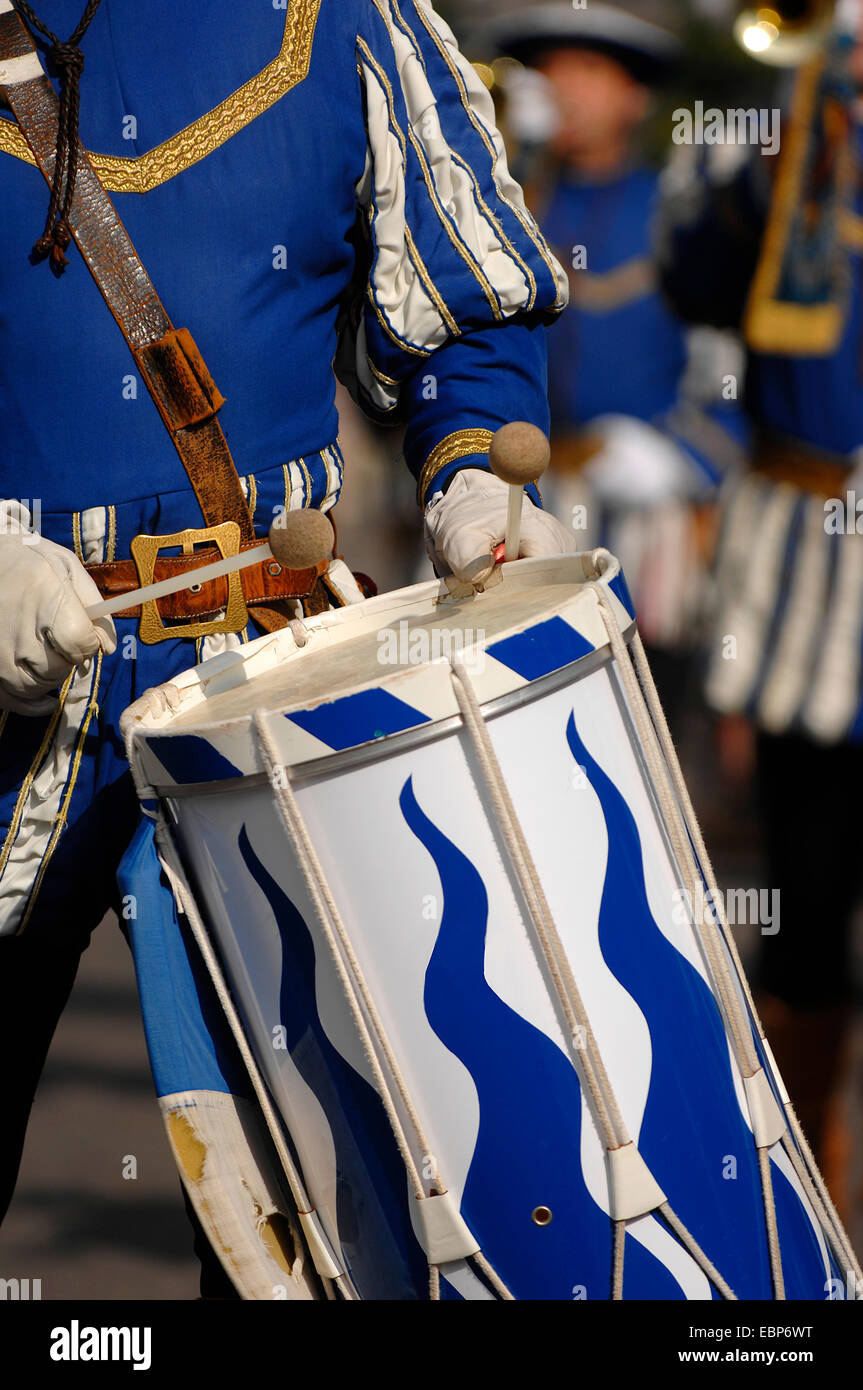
[487,615,594,682]
[565,712,834,1299]
[286,689,430,750]
[399,776,684,1301]
[148,734,243,785]
[237,826,429,1300]
[608,570,636,621]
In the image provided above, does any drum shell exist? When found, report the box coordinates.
[129,559,849,1300]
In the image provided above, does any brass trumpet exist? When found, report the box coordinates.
[733,1,835,65]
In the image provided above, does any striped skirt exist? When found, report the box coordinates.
[704,471,863,745]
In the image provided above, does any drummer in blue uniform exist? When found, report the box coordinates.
[0,0,572,1294]
[659,1,863,1215]
[481,1,747,729]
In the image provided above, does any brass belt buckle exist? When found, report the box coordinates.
[130,522,249,645]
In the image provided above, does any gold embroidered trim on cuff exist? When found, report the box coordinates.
[418,428,495,506]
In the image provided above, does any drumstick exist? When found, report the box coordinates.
[488,421,551,563]
[86,511,335,619]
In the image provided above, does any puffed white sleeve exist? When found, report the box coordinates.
[339,0,568,505]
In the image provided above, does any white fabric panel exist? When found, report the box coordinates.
[0,657,101,933]
[0,508,106,934]
[705,483,797,714]
[803,528,863,742]
[758,495,832,733]
[376,7,531,314]
[80,506,108,565]
[354,0,568,406]
[359,58,452,355]
[408,0,567,308]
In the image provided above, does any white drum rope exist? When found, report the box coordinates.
[252,710,500,1301]
[613,612,761,1077]
[253,711,433,1203]
[450,659,627,1154]
[758,1147,786,1300]
[613,602,860,1285]
[782,1135,860,1290]
[629,624,777,1058]
[472,1252,515,1301]
[450,657,737,1301]
[611,1220,626,1302]
[657,1205,735,1301]
[626,624,861,1284]
[591,584,786,1298]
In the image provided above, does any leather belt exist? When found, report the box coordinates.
[549,431,604,474]
[86,543,327,621]
[752,433,853,500]
[0,8,287,634]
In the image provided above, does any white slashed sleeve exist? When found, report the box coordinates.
[342,0,568,505]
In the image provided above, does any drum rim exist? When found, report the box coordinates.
[149,628,634,797]
[123,551,632,740]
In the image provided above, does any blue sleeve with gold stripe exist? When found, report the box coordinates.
[341,0,569,503]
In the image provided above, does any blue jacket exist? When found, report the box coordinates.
[0,0,566,516]
[541,164,745,489]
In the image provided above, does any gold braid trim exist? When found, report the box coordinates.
[743,58,849,356]
[0,0,321,193]
[417,428,494,505]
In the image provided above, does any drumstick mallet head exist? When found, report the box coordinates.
[488,422,551,563]
[268,509,335,570]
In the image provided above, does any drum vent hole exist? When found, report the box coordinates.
[532,1206,552,1226]
[268,561,282,576]
[189,582,203,593]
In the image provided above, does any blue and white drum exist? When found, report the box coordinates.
[122,551,860,1301]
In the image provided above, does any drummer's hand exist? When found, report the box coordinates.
[583,415,710,507]
[0,524,117,715]
[424,468,574,586]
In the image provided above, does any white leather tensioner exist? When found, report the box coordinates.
[296,1209,345,1282]
[415,1191,480,1265]
[743,1068,787,1148]
[607,1142,667,1221]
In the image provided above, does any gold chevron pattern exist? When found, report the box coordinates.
[0,0,321,193]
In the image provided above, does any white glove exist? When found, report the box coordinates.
[0,525,117,715]
[582,414,706,508]
[424,468,575,587]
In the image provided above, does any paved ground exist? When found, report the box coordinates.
[0,918,199,1300]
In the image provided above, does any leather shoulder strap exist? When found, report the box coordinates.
[0,2,256,548]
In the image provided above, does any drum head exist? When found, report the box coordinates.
[166,553,633,731]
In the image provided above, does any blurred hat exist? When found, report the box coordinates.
[479,2,683,86]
